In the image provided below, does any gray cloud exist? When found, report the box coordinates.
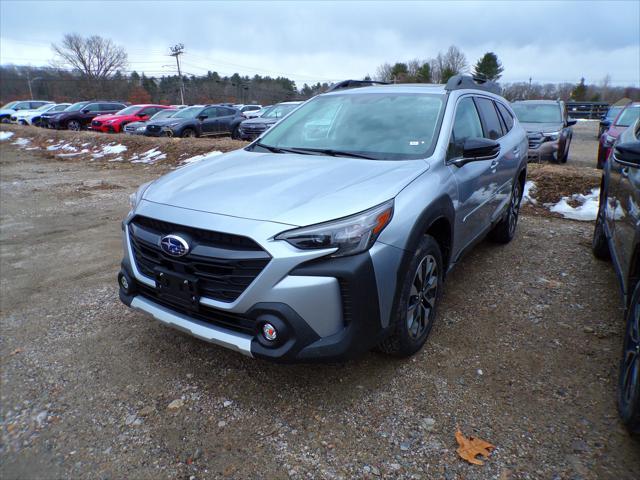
[1,0,638,86]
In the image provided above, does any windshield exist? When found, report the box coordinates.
[257,93,445,160]
[511,103,562,123]
[115,106,141,116]
[615,106,640,127]
[35,104,53,111]
[262,103,300,119]
[151,109,177,120]
[66,102,89,112]
[605,106,623,120]
[170,106,202,119]
[1,101,18,110]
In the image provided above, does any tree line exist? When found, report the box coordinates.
[1,34,638,105]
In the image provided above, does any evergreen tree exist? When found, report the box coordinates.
[571,78,587,101]
[473,52,504,81]
[416,63,432,83]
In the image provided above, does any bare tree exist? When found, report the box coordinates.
[52,34,127,81]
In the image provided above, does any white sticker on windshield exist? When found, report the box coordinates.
[409,141,425,146]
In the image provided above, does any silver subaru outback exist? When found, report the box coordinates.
[119,75,528,362]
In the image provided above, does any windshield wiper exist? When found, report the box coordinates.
[285,147,377,160]
[253,142,313,155]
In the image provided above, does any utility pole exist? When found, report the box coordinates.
[169,43,185,105]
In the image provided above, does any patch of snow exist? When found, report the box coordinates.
[56,152,83,158]
[12,138,30,146]
[576,118,598,122]
[180,150,223,165]
[0,131,15,141]
[25,146,40,151]
[101,143,127,155]
[131,148,166,164]
[108,156,124,162]
[47,143,77,152]
[522,181,537,205]
[547,188,600,221]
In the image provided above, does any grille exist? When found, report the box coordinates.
[136,283,256,335]
[527,132,543,149]
[124,124,138,132]
[241,124,268,134]
[129,216,270,303]
[146,124,162,133]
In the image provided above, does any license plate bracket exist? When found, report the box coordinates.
[154,267,200,309]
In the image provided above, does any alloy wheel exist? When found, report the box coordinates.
[407,254,438,339]
[68,120,81,131]
[508,182,522,237]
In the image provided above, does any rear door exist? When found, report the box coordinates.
[608,146,640,294]
[216,107,237,133]
[448,96,500,243]
[199,107,219,135]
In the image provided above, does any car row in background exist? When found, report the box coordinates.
[9,103,71,126]
[90,104,172,133]
[237,101,301,140]
[597,102,640,169]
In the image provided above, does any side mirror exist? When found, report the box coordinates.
[197,115,207,121]
[82,109,90,114]
[601,119,612,127]
[566,118,577,127]
[136,112,146,118]
[451,138,500,167]
[614,141,640,167]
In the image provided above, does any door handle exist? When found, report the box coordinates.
[490,160,499,169]
[513,147,520,155]
[621,167,629,178]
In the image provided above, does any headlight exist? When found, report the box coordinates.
[275,200,394,258]
[166,122,180,128]
[603,134,616,147]
[106,119,116,124]
[128,181,152,213]
[542,131,560,142]
[136,126,145,131]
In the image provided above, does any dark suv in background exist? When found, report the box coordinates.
[511,100,576,163]
[49,101,127,131]
[593,118,640,434]
[144,104,244,138]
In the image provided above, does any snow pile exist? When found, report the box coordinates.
[0,131,15,141]
[180,150,223,165]
[130,148,166,164]
[547,188,600,221]
[47,143,77,152]
[92,143,127,158]
[522,181,537,205]
[57,149,89,158]
[12,138,31,146]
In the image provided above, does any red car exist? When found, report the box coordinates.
[90,104,171,133]
[597,102,640,168]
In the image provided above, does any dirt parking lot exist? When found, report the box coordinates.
[1,121,639,479]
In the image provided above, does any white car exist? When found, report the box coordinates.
[0,100,53,123]
[11,103,71,126]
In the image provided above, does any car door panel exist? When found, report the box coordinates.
[199,107,218,135]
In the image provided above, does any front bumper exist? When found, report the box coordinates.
[118,202,400,362]
[526,139,558,162]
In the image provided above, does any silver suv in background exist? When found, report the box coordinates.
[512,99,576,163]
[119,76,528,362]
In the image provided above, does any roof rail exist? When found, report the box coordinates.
[445,75,501,95]
[326,79,389,92]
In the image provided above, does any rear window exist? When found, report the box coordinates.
[475,97,503,140]
[615,106,640,127]
[496,102,514,132]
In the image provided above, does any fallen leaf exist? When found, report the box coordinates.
[9,348,23,356]
[455,429,495,465]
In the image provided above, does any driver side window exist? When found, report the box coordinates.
[447,97,483,160]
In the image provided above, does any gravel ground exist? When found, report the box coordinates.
[1,121,639,479]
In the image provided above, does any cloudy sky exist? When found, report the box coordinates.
[1,0,638,87]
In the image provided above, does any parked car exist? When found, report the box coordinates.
[124,108,178,135]
[237,101,302,140]
[511,100,576,163]
[40,102,89,129]
[0,100,52,123]
[144,104,244,138]
[90,104,171,133]
[597,103,640,169]
[49,101,127,131]
[239,104,262,116]
[119,76,528,362]
[599,105,626,138]
[10,103,71,126]
[592,118,640,434]
[245,105,272,119]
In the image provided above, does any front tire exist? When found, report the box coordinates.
[489,179,522,243]
[592,188,611,260]
[379,235,442,357]
[181,128,196,138]
[231,126,241,140]
[67,120,81,131]
[618,283,640,434]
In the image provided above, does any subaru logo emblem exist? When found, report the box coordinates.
[160,234,190,257]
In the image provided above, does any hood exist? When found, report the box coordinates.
[143,149,428,226]
[93,114,123,122]
[242,116,279,126]
[15,109,39,117]
[0,108,17,115]
[519,122,564,134]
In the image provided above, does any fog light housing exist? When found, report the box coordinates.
[118,271,136,295]
[262,323,277,341]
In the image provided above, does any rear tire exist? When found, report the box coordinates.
[558,135,570,163]
[181,128,195,138]
[489,179,522,244]
[379,235,442,357]
[231,126,240,140]
[67,120,81,131]
[592,189,611,260]
[618,283,640,434]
